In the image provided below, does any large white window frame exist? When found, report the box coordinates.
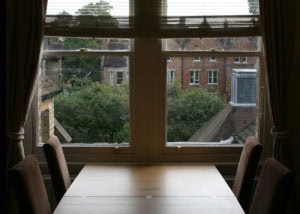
[167,69,176,84]
[27,0,269,165]
[189,69,200,85]
[109,70,114,85]
[208,69,218,85]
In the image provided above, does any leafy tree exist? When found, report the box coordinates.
[55,79,224,143]
[75,0,113,15]
[62,55,102,82]
[247,0,259,15]
[58,0,117,83]
[55,79,129,143]
[167,81,224,141]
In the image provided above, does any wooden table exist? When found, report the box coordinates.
[54,164,244,214]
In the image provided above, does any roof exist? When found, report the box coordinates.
[188,103,256,144]
[103,56,127,67]
[40,75,62,101]
[103,40,129,67]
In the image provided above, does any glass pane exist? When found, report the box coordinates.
[164,37,260,52]
[40,52,129,144]
[47,0,129,16]
[166,54,259,145]
[44,37,130,51]
[166,0,259,16]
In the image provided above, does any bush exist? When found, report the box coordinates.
[55,79,129,143]
[54,79,224,143]
[167,81,224,141]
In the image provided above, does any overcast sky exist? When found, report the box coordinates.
[47,0,250,16]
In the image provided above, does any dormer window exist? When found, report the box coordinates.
[230,69,256,106]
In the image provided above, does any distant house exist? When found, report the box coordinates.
[166,37,258,99]
[40,54,71,144]
[102,39,129,85]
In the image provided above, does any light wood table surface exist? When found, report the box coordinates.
[54,164,244,214]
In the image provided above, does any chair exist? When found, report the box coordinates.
[8,154,52,214]
[231,136,262,212]
[43,135,71,204]
[249,157,293,214]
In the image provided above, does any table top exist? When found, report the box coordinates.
[54,164,244,214]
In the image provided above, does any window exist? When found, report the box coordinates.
[32,0,263,163]
[241,57,248,64]
[194,56,201,62]
[109,71,114,85]
[116,71,124,85]
[189,69,200,85]
[209,57,217,62]
[234,57,241,64]
[230,69,256,106]
[234,57,248,64]
[208,70,218,85]
[165,41,261,145]
[40,43,130,144]
[167,69,175,84]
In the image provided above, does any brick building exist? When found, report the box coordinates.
[102,39,129,85]
[165,37,258,100]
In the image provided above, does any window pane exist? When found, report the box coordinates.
[167,0,259,16]
[166,50,259,145]
[40,40,130,144]
[47,0,129,16]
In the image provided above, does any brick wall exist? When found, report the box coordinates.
[165,37,259,100]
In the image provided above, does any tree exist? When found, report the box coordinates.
[59,0,117,83]
[248,0,259,15]
[75,0,113,16]
[167,81,224,141]
[55,79,224,143]
[55,79,129,143]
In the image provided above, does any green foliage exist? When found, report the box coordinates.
[167,81,225,141]
[75,0,113,16]
[62,54,102,82]
[55,79,129,143]
[56,0,117,82]
[55,79,224,143]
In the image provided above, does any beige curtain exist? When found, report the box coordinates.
[6,0,47,168]
[259,0,293,166]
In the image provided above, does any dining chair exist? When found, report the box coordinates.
[248,157,293,214]
[231,136,262,212]
[8,154,52,214]
[43,135,71,205]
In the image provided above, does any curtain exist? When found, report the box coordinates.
[259,0,292,166]
[6,0,47,168]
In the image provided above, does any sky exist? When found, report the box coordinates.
[46,0,250,16]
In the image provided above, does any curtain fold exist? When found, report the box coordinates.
[6,0,47,168]
[259,0,290,166]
